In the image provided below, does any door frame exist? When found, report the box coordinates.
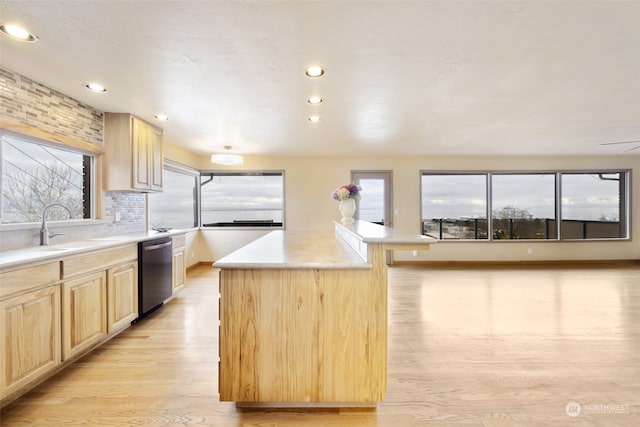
[350,170,393,227]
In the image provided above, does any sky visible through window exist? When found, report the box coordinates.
[422,173,622,222]
[200,173,283,224]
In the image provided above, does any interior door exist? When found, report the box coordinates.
[351,171,393,227]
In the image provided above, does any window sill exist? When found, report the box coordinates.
[1,219,106,232]
[200,225,284,231]
[201,221,283,228]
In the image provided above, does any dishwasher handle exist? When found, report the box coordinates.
[144,241,172,251]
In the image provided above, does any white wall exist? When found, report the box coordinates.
[181,153,638,263]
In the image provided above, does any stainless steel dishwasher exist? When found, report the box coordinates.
[137,237,173,320]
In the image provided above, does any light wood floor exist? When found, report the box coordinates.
[1,263,639,426]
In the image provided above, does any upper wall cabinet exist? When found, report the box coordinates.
[104,113,163,192]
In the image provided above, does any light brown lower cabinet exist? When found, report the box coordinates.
[0,284,61,400]
[107,262,138,333]
[62,271,108,360]
[1,244,139,407]
[172,234,186,295]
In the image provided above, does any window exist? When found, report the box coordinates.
[200,172,284,227]
[1,132,94,224]
[148,161,198,230]
[421,174,488,239]
[492,173,556,240]
[561,172,628,239]
[421,170,629,241]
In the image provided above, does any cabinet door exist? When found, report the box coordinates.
[131,116,150,190]
[172,249,186,295]
[62,271,107,360]
[150,125,163,192]
[107,262,138,333]
[0,285,61,399]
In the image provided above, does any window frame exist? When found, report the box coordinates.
[199,170,285,229]
[490,172,557,240]
[420,172,489,240]
[147,160,200,231]
[420,169,631,242]
[1,130,98,228]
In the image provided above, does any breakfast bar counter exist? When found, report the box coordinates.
[213,221,435,407]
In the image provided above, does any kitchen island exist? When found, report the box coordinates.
[213,221,435,407]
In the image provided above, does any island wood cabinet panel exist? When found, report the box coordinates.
[0,285,61,400]
[61,271,108,360]
[172,234,186,295]
[107,262,138,333]
[104,113,163,192]
[218,257,387,403]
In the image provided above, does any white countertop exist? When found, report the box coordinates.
[0,229,192,270]
[213,222,436,270]
[213,230,371,269]
[336,220,437,245]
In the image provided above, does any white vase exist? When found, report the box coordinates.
[339,198,356,224]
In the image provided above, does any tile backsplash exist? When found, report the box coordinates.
[0,67,103,146]
[0,67,146,251]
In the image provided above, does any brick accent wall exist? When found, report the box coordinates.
[0,67,103,145]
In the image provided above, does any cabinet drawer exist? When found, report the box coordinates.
[62,245,137,279]
[0,262,60,299]
[172,234,186,249]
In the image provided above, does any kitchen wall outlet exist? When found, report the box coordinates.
[114,212,121,222]
[527,248,533,255]
[412,250,418,257]
[394,209,399,215]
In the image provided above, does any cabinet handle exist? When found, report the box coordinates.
[144,241,172,251]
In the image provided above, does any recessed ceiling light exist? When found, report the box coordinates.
[85,83,107,93]
[0,24,38,42]
[305,66,324,78]
[307,96,323,105]
[308,115,321,122]
[154,114,169,121]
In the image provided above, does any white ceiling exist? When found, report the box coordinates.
[1,1,639,157]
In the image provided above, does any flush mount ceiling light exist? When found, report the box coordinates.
[154,114,169,121]
[211,146,243,166]
[305,66,324,78]
[308,115,321,123]
[0,24,38,42]
[307,96,323,104]
[84,82,107,93]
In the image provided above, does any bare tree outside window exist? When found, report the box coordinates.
[1,133,91,224]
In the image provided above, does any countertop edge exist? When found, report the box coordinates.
[0,228,195,271]
[212,262,373,270]
[334,221,437,244]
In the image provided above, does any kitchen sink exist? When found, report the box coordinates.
[39,246,77,251]
[90,236,133,241]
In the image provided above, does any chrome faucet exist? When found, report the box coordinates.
[40,203,72,245]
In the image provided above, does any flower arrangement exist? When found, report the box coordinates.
[331,184,361,201]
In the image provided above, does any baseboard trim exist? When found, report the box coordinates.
[187,261,214,271]
[236,401,377,409]
[391,259,640,268]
